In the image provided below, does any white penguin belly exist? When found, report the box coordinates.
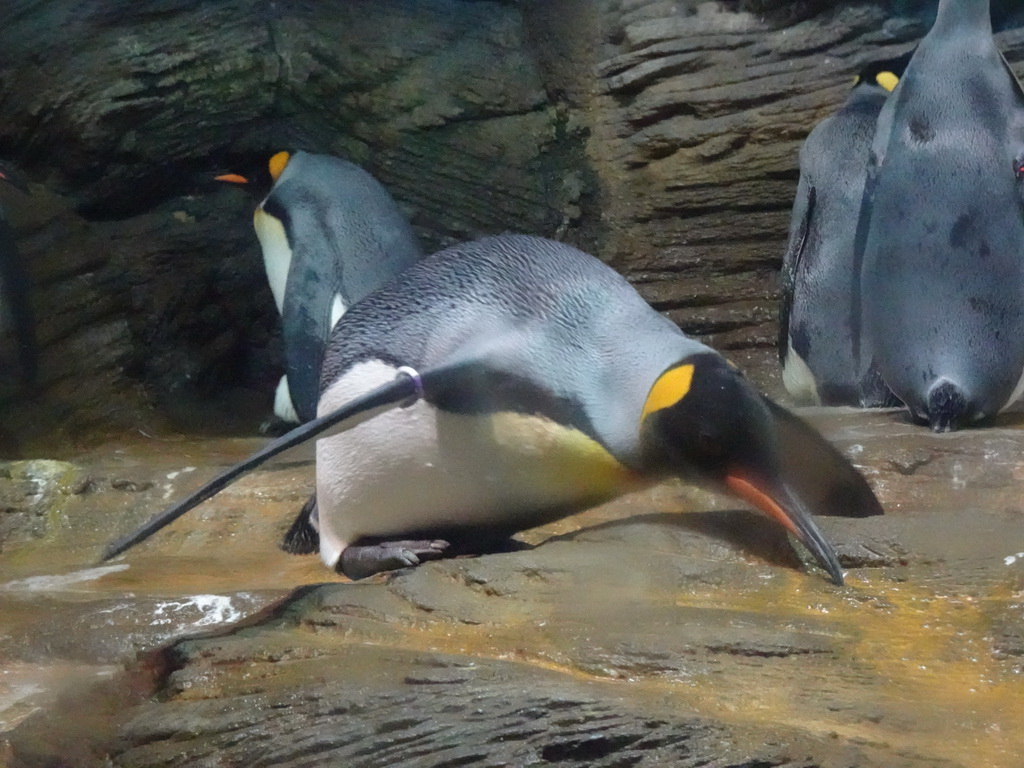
[330,293,346,330]
[253,208,292,315]
[315,360,642,569]
[273,375,300,423]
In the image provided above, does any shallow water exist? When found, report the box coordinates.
[1,410,1023,766]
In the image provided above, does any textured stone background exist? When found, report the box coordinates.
[0,0,1021,449]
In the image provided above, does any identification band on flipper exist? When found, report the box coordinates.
[395,365,424,406]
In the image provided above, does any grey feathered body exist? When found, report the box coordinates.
[312,235,711,567]
[261,151,422,421]
[859,0,1024,421]
[781,82,896,406]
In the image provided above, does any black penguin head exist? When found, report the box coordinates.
[853,50,915,92]
[214,150,292,189]
[640,354,776,481]
[639,353,843,584]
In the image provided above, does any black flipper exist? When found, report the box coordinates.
[103,325,544,563]
[281,274,334,422]
[762,396,883,519]
[778,182,815,365]
[280,493,319,555]
[101,369,422,562]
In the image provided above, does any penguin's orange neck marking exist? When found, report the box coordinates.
[269,151,290,182]
[875,71,899,92]
[641,364,694,420]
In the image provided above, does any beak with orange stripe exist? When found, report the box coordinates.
[214,150,292,187]
[639,353,845,585]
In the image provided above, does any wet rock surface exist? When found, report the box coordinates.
[1,408,1022,767]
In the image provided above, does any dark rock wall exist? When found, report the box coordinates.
[0,0,1021,448]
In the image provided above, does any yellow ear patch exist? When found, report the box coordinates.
[642,364,695,420]
[875,71,899,92]
[269,151,291,182]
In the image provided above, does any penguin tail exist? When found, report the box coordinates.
[280,494,319,555]
[925,379,972,433]
[99,367,424,563]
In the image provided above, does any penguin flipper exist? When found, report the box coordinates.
[762,396,883,519]
[779,179,815,365]
[281,271,339,422]
[849,147,883,380]
[999,50,1024,105]
[280,494,319,555]
[1005,51,1024,208]
[100,369,423,562]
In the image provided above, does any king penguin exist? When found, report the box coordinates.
[780,53,911,407]
[219,151,423,423]
[104,235,884,586]
[854,0,1024,431]
[0,162,36,393]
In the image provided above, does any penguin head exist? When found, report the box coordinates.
[853,50,914,92]
[214,150,293,189]
[639,353,844,584]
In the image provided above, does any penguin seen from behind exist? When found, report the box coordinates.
[780,52,912,408]
[855,0,1024,431]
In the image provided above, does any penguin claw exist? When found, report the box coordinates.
[339,539,450,580]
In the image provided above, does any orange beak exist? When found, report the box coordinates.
[725,473,844,585]
[214,173,249,184]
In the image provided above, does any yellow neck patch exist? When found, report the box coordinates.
[875,71,899,92]
[269,151,290,182]
[641,364,694,420]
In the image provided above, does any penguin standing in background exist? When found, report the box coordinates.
[0,162,36,393]
[855,0,1024,431]
[105,235,884,586]
[219,151,423,423]
[780,53,911,408]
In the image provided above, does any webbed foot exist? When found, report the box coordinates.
[339,539,450,580]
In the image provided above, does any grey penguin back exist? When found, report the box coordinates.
[859,0,1024,429]
[319,234,709,461]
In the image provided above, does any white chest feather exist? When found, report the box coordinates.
[782,340,821,405]
[314,360,642,569]
[330,293,346,330]
[253,208,292,315]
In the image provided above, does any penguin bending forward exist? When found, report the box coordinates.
[780,53,911,407]
[855,0,1024,431]
[105,236,884,585]
[219,151,422,423]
